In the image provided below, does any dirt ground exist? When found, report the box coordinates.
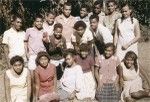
[0,41,150,102]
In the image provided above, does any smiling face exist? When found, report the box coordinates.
[107,2,116,14]
[93,4,101,14]
[80,51,88,59]
[90,18,99,31]
[39,56,49,68]
[80,8,88,18]
[121,5,132,18]
[124,57,134,69]
[13,61,24,75]
[65,54,75,67]
[76,26,85,36]
[46,13,55,25]
[54,27,62,39]
[104,46,114,59]
[34,17,43,30]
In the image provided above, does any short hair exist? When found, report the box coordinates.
[63,2,72,8]
[93,0,103,7]
[54,23,63,30]
[79,43,90,52]
[36,51,50,66]
[104,43,115,52]
[46,10,56,17]
[106,0,117,6]
[11,14,22,22]
[89,14,99,22]
[10,55,24,65]
[34,14,43,21]
[74,21,87,30]
[80,4,90,13]
[63,49,76,58]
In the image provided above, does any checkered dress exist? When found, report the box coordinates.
[95,83,120,102]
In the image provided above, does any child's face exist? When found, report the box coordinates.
[76,26,85,36]
[13,18,22,31]
[124,57,134,68]
[34,18,43,30]
[90,18,98,30]
[65,55,75,67]
[121,5,132,18]
[63,5,71,17]
[46,14,55,25]
[104,46,114,59]
[80,51,88,59]
[13,61,23,75]
[54,28,62,39]
[80,8,88,18]
[39,56,49,68]
[107,2,116,13]
[94,4,101,14]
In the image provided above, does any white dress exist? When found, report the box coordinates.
[116,17,138,61]
[121,62,143,102]
[6,68,28,102]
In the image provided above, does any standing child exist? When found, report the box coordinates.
[4,56,31,102]
[95,43,121,102]
[75,44,96,101]
[58,49,85,101]
[120,51,150,102]
[34,51,58,102]
[114,2,141,61]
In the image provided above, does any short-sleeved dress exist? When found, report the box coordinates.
[76,55,96,99]
[95,55,120,102]
[121,62,143,102]
[116,17,138,61]
[35,63,58,101]
[6,68,28,102]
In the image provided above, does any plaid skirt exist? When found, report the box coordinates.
[95,83,120,102]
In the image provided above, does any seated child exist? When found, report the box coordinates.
[120,51,150,102]
[4,55,31,102]
[75,44,96,101]
[34,51,58,102]
[58,49,85,101]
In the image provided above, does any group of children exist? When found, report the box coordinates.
[2,0,150,102]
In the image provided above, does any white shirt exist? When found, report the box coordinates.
[60,64,84,93]
[43,21,55,36]
[92,24,113,44]
[71,28,93,45]
[2,28,26,58]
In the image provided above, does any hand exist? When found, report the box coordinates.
[42,32,49,42]
[69,91,76,100]
[122,43,130,50]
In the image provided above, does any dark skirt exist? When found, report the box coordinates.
[95,83,120,102]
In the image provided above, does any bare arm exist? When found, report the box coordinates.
[27,69,31,102]
[24,41,29,60]
[3,44,10,67]
[94,66,100,89]
[54,67,57,92]
[117,64,124,90]
[34,71,40,101]
[4,72,11,102]
[113,20,119,47]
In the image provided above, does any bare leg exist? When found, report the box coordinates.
[131,90,150,99]
[125,97,136,102]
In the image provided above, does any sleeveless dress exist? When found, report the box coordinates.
[116,17,138,61]
[6,68,28,102]
[121,62,143,102]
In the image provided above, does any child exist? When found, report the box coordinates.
[34,51,58,102]
[95,43,120,102]
[103,0,121,35]
[114,2,141,61]
[71,21,93,53]
[43,23,66,80]
[76,4,90,26]
[120,51,150,102]
[75,44,96,101]
[43,10,56,36]
[89,1,105,24]
[4,55,31,102]
[58,49,85,101]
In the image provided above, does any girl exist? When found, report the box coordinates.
[34,51,58,102]
[114,2,141,61]
[58,49,85,101]
[95,43,121,102]
[75,44,96,101]
[120,51,150,102]
[4,55,31,102]
[103,0,121,35]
